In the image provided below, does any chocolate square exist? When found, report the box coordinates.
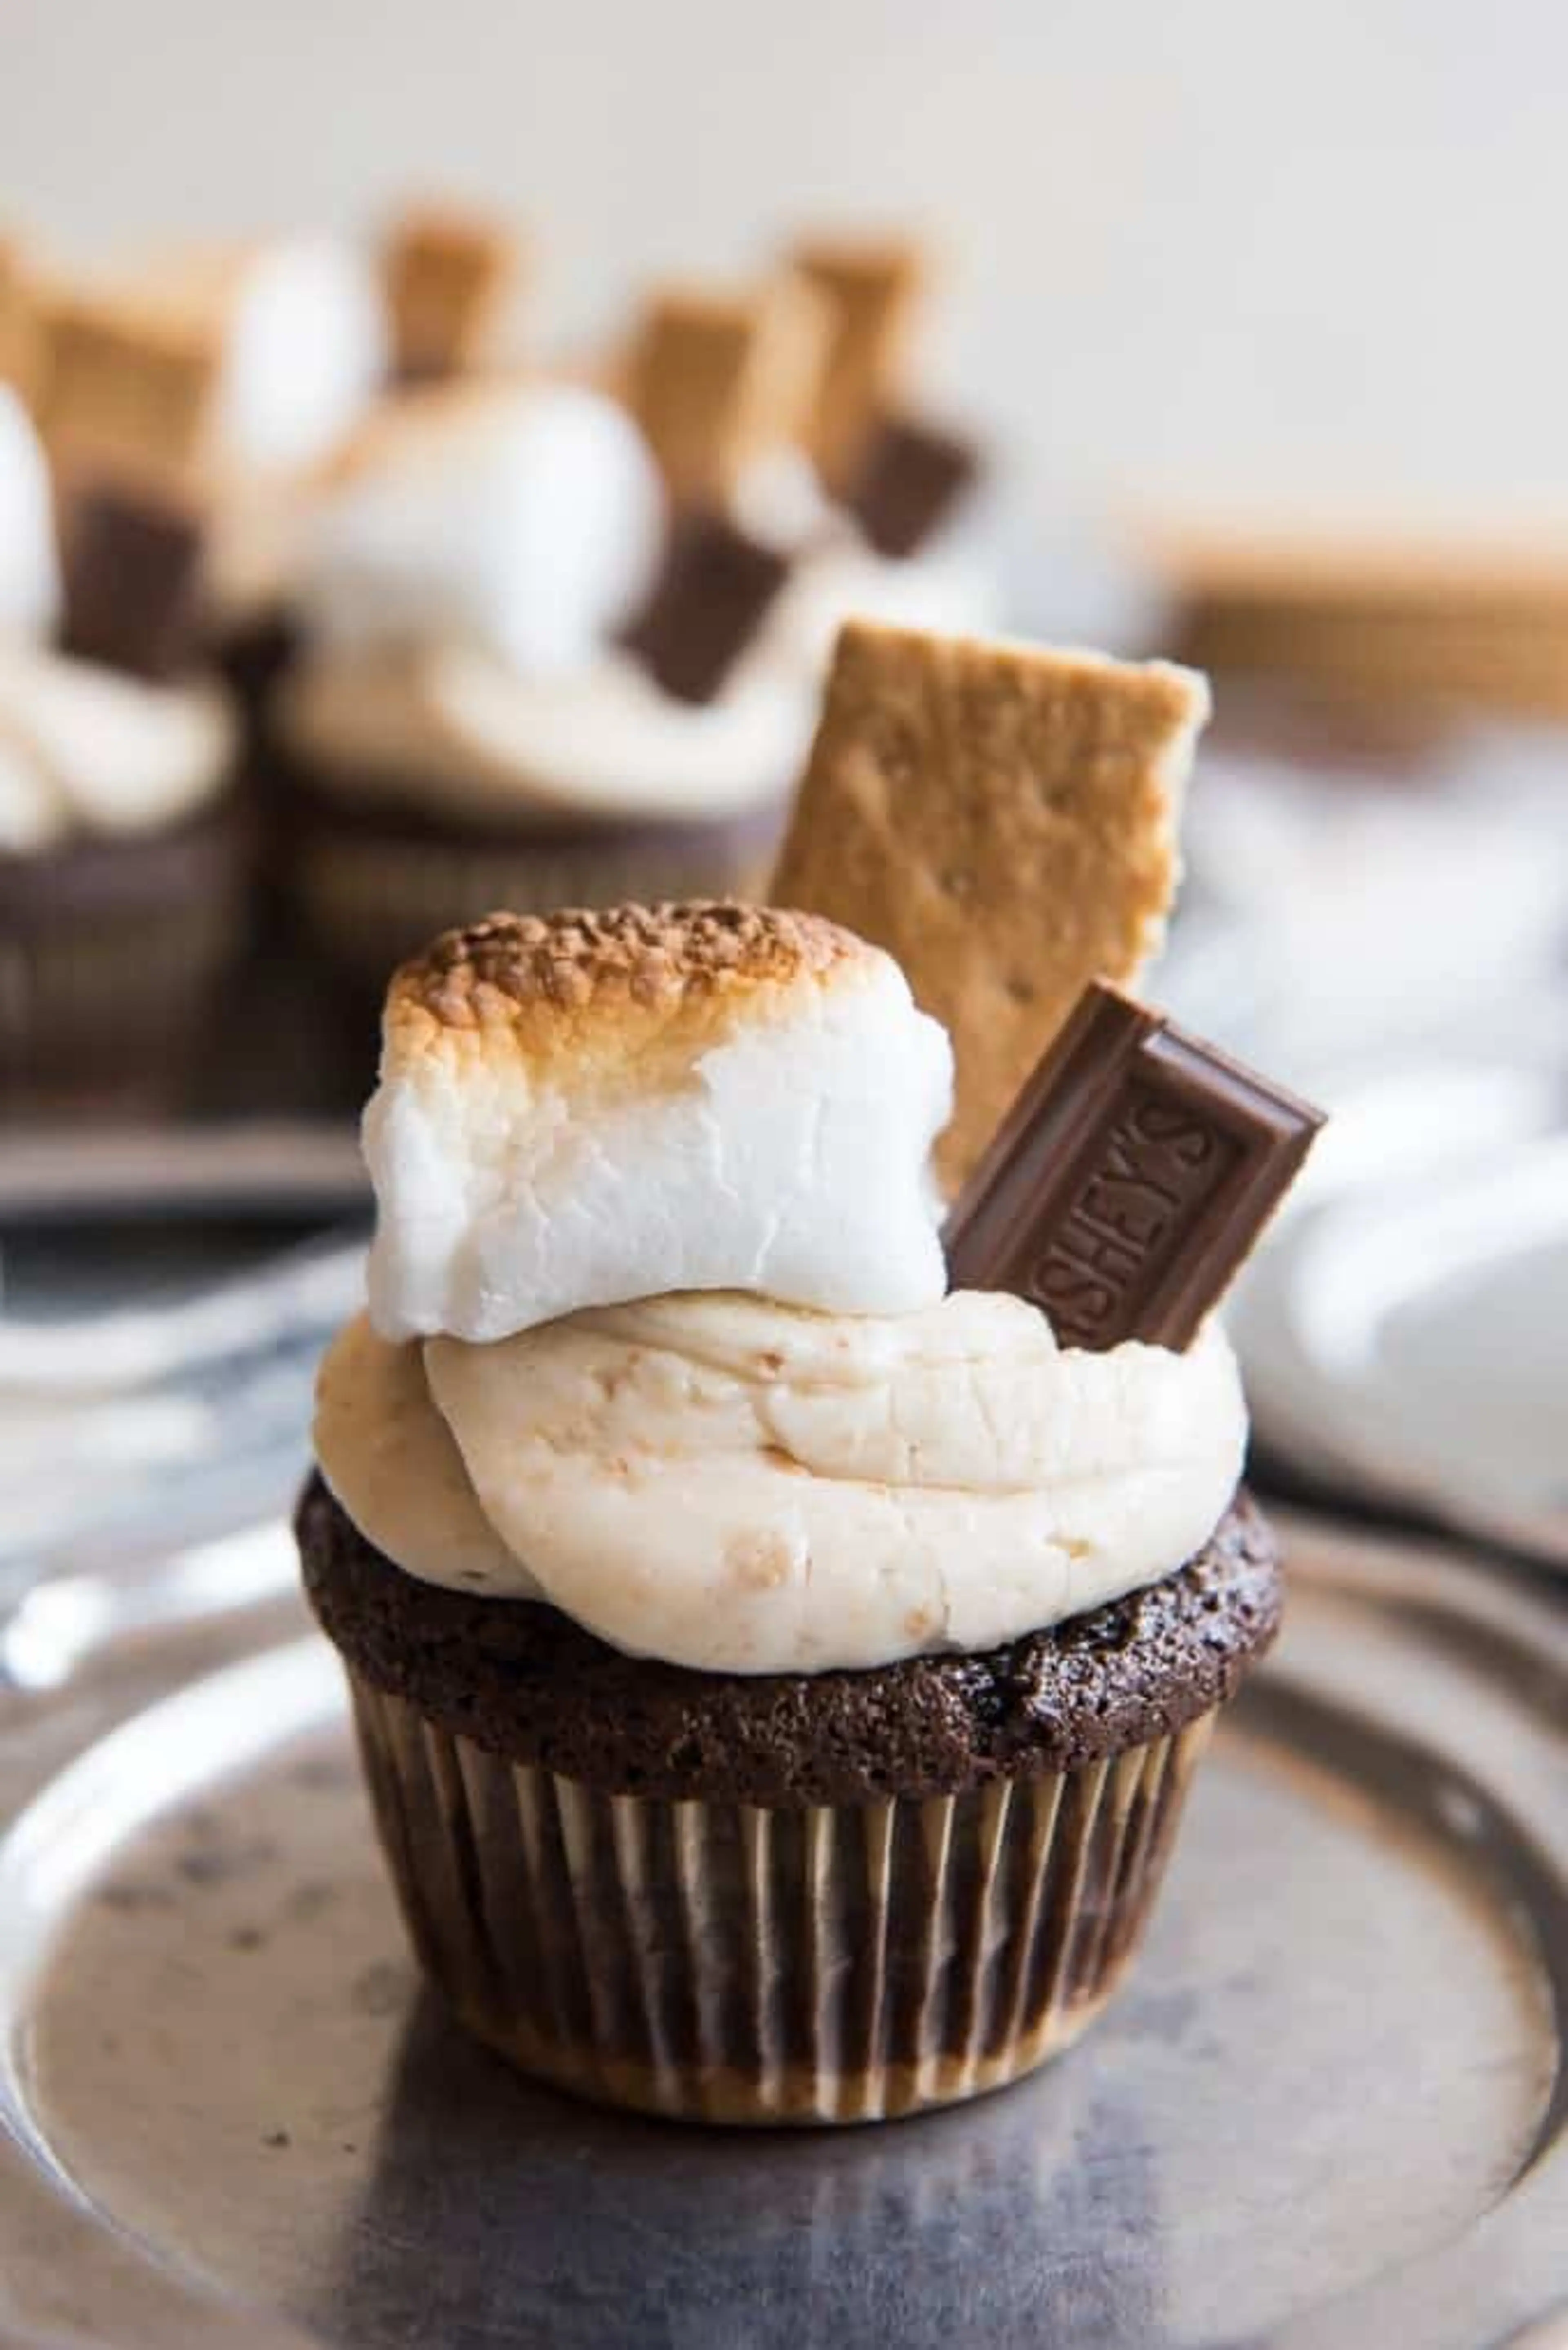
[944,983,1325,1350]
[621,513,790,705]
[844,413,980,557]
[59,481,206,682]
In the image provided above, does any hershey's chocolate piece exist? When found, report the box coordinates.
[620,512,790,705]
[59,480,205,681]
[944,982,1324,1350]
[844,412,980,557]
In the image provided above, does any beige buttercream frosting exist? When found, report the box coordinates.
[316,1292,1246,1674]
[0,641,234,855]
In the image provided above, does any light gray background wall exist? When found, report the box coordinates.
[4,0,1562,541]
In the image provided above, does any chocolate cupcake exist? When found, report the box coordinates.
[299,900,1306,2124]
[301,1472,1276,2123]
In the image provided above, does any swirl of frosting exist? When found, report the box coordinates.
[0,642,234,856]
[315,1290,1246,1675]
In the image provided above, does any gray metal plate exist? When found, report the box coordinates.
[0,1510,1565,2350]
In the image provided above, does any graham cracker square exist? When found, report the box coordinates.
[43,293,218,478]
[789,237,925,493]
[624,279,826,508]
[772,621,1210,1188]
[385,206,519,381]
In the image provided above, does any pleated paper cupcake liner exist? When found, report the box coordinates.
[0,892,239,1112]
[347,1671,1213,2127]
[291,803,787,995]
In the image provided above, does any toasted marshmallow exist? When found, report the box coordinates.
[301,381,663,677]
[0,386,58,639]
[364,903,953,1343]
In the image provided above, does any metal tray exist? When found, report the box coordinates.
[0,1510,1565,2350]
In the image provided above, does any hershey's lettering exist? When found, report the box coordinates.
[942,981,1327,1351]
[1024,1084,1237,1347]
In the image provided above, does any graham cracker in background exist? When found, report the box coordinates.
[1157,527,1568,722]
[383,204,520,383]
[622,279,828,508]
[788,236,926,495]
[772,621,1209,1190]
[42,288,220,486]
[0,236,46,411]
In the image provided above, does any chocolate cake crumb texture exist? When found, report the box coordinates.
[299,1477,1281,1807]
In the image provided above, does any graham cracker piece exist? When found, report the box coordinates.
[42,289,219,482]
[772,622,1210,1189]
[789,236,925,493]
[1160,535,1568,720]
[0,237,45,410]
[622,279,827,507]
[384,205,520,382]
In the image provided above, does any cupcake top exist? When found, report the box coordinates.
[318,897,1254,1675]
[275,339,991,829]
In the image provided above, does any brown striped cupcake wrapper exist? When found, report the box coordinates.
[291,800,786,994]
[348,1671,1212,2127]
[0,882,239,1111]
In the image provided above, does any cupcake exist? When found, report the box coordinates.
[266,228,992,1000]
[0,391,247,1111]
[299,899,1308,2125]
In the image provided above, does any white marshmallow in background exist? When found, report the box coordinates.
[216,238,388,475]
[302,383,664,678]
[0,644,234,850]
[364,933,954,1344]
[0,386,59,641]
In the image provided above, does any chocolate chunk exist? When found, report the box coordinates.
[944,982,1324,1350]
[58,480,205,681]
[620,512,789,705]
[844,412,980,556]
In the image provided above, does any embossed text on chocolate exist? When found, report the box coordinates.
[1023,1087,1241,1347]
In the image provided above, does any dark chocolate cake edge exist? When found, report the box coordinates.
[297,1474,1281,1807]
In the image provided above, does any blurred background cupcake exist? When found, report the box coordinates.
[264,222,995,1002]
[0,264,250,1113]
